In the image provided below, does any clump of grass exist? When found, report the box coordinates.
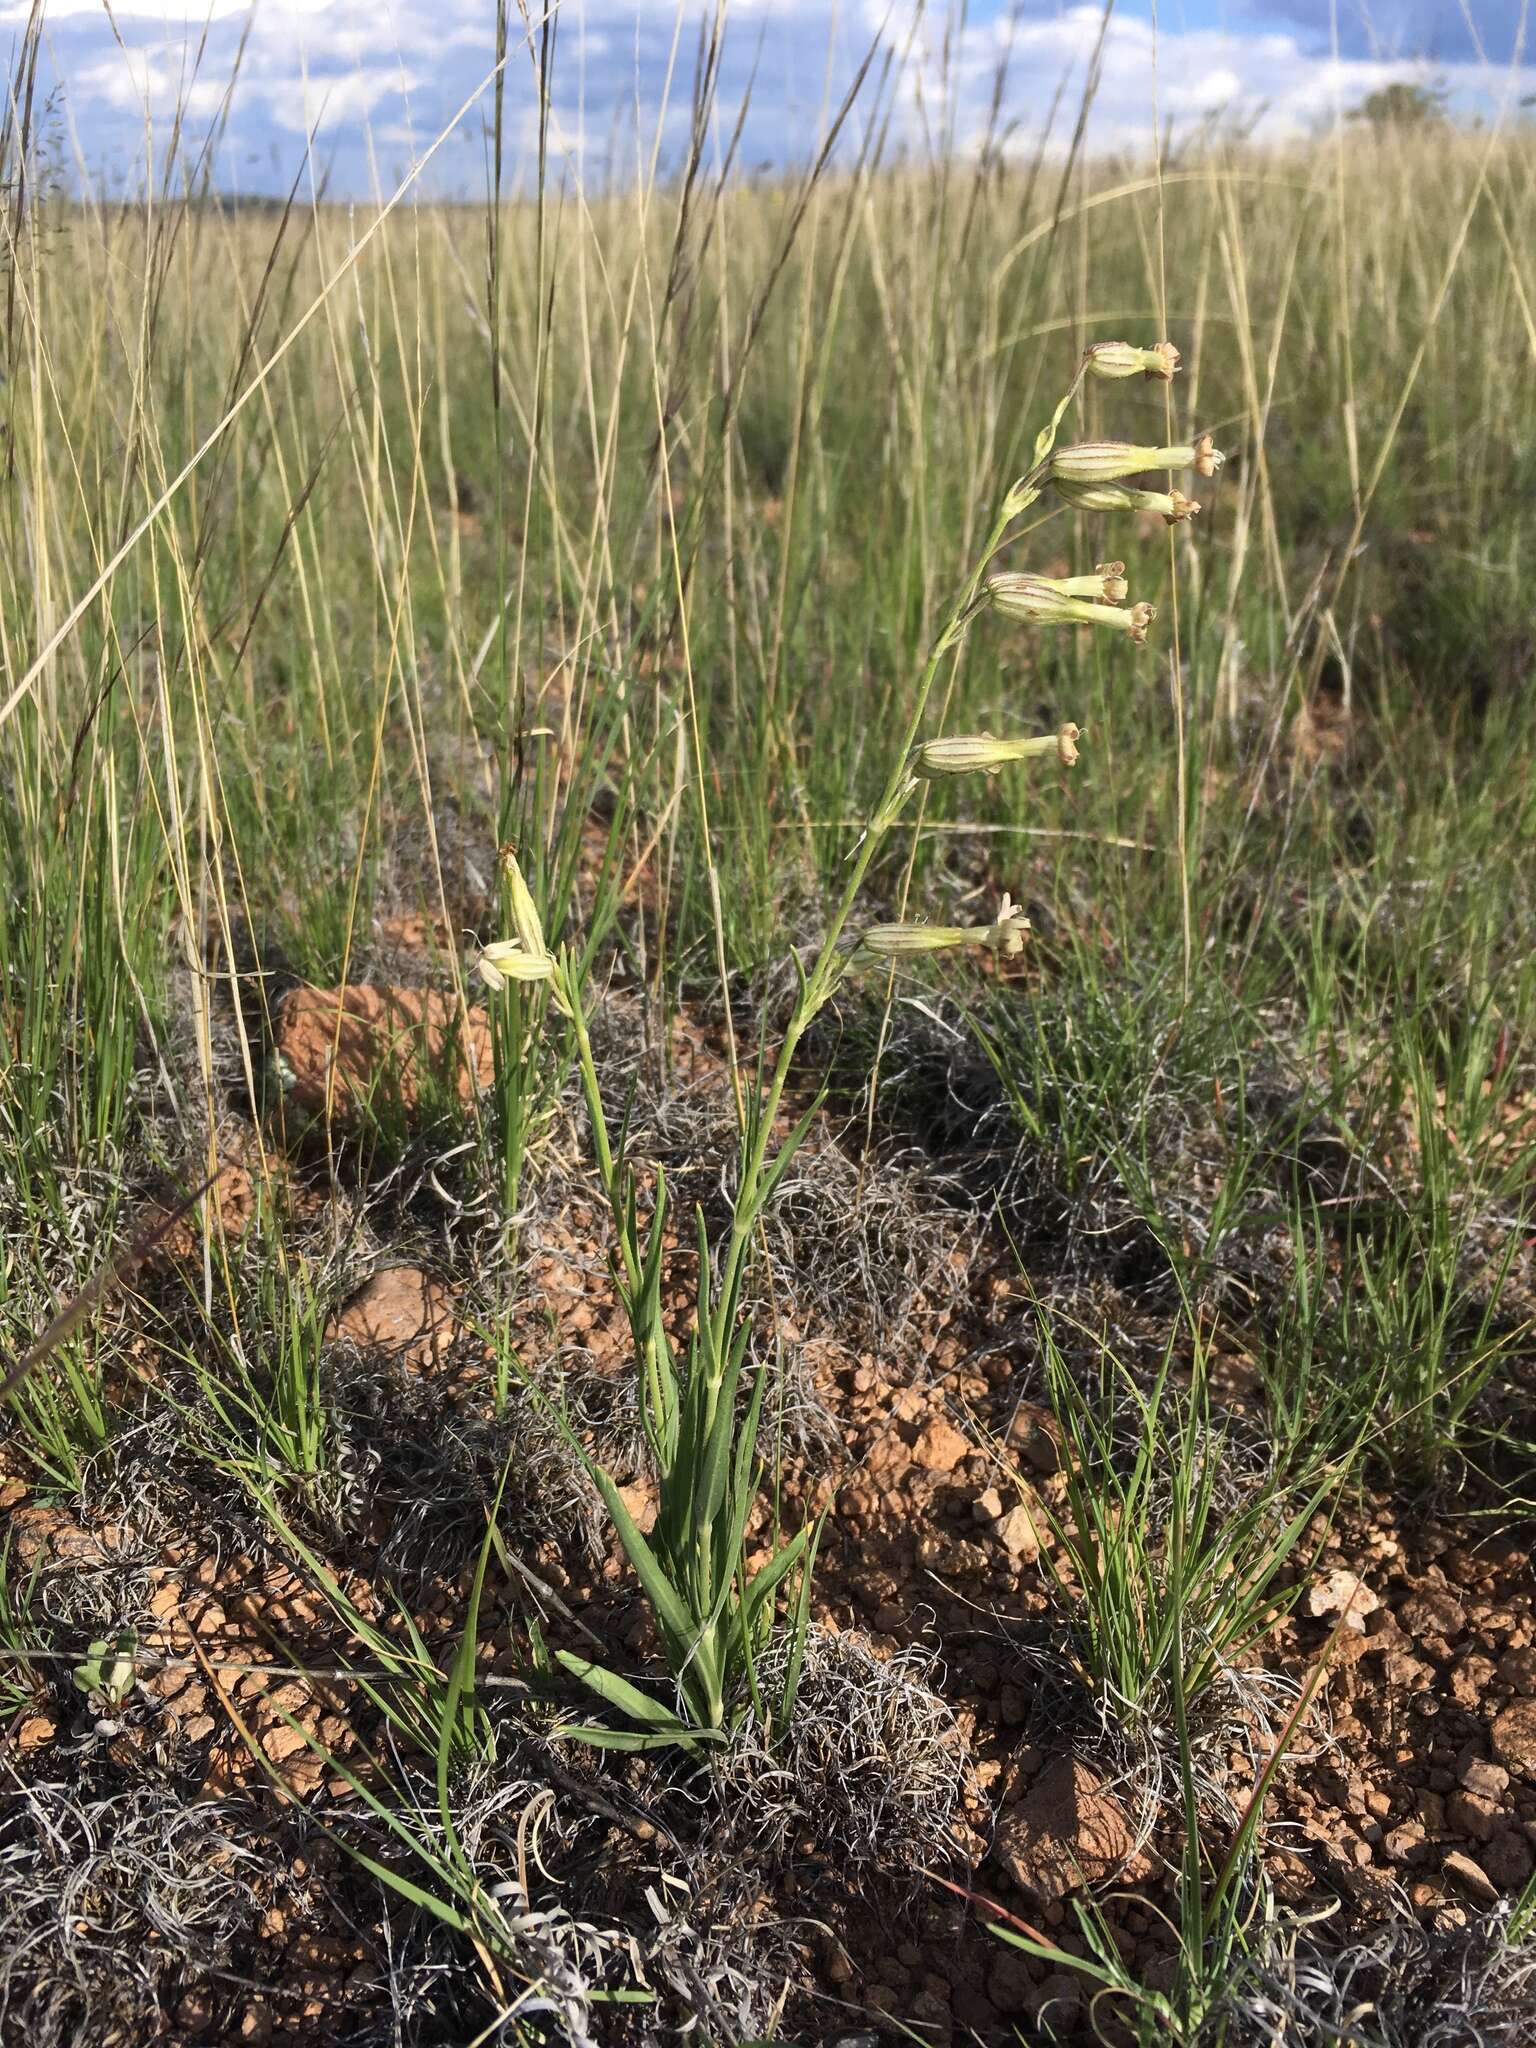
[0,1783,279,2048]
[1233,1904,1536,2047]
[1016,1304,1340,1836]
[719,1627,968,1875]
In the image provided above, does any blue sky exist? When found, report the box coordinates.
[10,0,1531,201]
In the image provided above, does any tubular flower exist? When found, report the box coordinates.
[913,727,1084,779]
[479,847,559,990]
[1050,437,1223,485]
[478,938,557,990]
[983,894,1030,956]
[1053,478,1201,525]
[988,574,1157,642]
[839,895,1031,967]
[1051,441,1192,484]
[1016,561,1128,604]
[1084,340,1181,382]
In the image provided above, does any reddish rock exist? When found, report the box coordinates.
[1483,1829,1536,1890]
[994,1496,1045,1563]
[991,1755,1134,1900]
[616,1481,658,1535]
[986,1946,1038,2013]
[1399,1589,1467,1642]
[1383,1652,1434,1691]
[1307,1569,1379,1632]
[155,1154,263,1263]
[1451,1655,1497,1709]
[912,1417,971,1475]
[1445,1791,1499,1843]
[275,984,492,1117]
[328,1268,459,1373]
[1006,1404,1060,1475]
[1443,1849,1499,1903]
[262,1722,311,1765]
[1383,1821,1426,1863]
[1030,1973,1084,2027]
[1491,1700,1536,1777]
[1497,1646,1536,1694]
[1459,1756,1510,1801]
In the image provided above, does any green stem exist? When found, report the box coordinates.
[713,501,1017,1337]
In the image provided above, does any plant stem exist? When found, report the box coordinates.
[712,502,1017,1335]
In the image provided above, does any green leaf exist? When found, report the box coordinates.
[553,1722,704,1753]
[555,1650,685,1729]
[693,1333,750,1534]
[436,1461,507,1859]
[742,1522,811,1634]
[340,1841,474,1931]
[774,1513,824,1742]
[586,1463,698,1653]
[741,1094,825,1234]
[555,1651,709,1754]
[1030,374,1083,470]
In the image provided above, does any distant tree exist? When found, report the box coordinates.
[1349,80,1450,129]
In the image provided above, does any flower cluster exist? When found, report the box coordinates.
[480,341,1219,1000]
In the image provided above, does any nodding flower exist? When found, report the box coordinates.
[1049,437,1223,485]
[1053,478,1201,526]
[988,573,1157,642]
[839,895,1031,967]
[913,727,1084,779]
[477,938,557,991]
[479,848,560,991]
[1084,340,1181,382]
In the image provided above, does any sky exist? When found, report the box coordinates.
[8,0,1533,201]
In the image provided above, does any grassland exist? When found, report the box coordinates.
[2,43,1536,2048]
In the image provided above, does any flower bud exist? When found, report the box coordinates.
[839,923,972,962]
[499,845,547,958]
[840,895,1032,967]
[1013,562,1126,604]
[1084,340,1181,382]
[914,727,1084,779]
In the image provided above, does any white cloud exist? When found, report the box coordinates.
[27,0,1536,194]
